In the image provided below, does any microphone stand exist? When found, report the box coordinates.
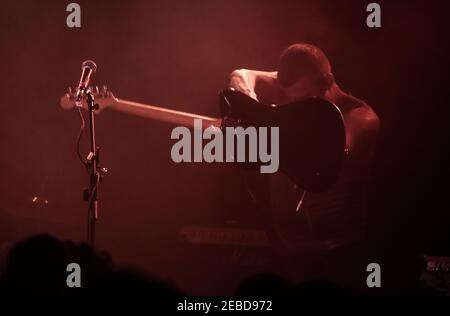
[83,89,102,247]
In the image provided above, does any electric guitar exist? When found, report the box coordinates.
[60,86,346,192]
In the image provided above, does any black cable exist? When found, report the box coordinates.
[76,106,89,171]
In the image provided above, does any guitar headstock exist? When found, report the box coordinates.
[60,85,118,112]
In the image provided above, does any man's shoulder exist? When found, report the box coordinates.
[350,103,380,136]
[339,93,380,135]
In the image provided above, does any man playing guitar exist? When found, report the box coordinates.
[61,43,380,257]
[229,43,380,252]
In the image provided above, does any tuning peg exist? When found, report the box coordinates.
[95,86,100,95]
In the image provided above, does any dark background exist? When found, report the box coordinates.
[0,0,448,294]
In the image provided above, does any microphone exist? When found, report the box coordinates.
[76,60,97,102]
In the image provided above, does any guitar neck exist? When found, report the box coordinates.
[110,98,223,130]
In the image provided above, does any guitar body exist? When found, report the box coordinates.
[219,89,346,192]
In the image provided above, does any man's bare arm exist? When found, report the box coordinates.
[229,69,277,101]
